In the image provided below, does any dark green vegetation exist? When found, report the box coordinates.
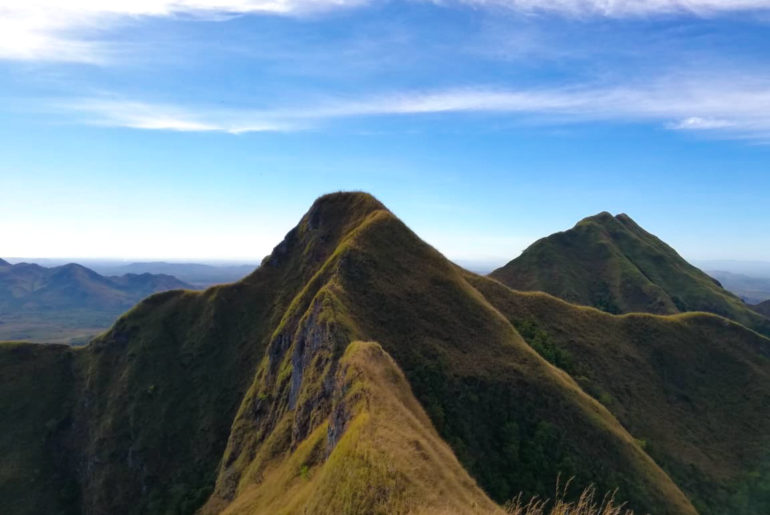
[469,279,770,515]
[755,300,770,318]
[0,193,767,515]
[0,260,191,342]
[706,270,770,304]
[490,212,770,337]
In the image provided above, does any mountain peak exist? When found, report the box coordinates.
[614,212,633,222]
[305,191,387,230]
[579,211,637,229]
[261,192,389,269]
[587,210,614,221]
[490,212,770,336]
[0,258,9,267]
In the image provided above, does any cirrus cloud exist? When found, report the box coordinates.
[61,72,770,141]
[2,0,770,62]
[0,0,369,62]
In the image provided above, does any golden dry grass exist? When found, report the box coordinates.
[216,341,502,515]
[505,479,634,515]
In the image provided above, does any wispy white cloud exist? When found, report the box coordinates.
[64,98,296,133]
[454,1,770,17]
[668,116,735,130]
[2,0,770,62]
[63,73,770,140]
[0,1,368,62]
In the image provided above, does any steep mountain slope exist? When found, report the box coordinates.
[0,261,191,342]
[3,193,766,515]
[754,300,770,317]
[0,343,77,514]
[490,212,770,337]
[470,277,770,515]
[206,341,503,515]
[199,195,692,515]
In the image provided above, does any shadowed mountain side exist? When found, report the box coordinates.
[0,343,77,514]
[470,274,770,515]
[490,212,770,338]
[754,300,770,318]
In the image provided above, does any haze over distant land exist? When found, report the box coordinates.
[705,270,770,304]
[695,260,770,278]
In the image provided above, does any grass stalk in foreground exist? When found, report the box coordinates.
[504,478,635,515]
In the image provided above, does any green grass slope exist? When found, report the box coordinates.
[209,341,503,515]
[490,212,770,337]
[471,276,770,515]
[5,193,763,515]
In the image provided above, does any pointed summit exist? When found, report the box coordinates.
[579,210,615,225]
[490,212,770,336]
[0,258,9,267]
[260,191,388,270]
[304,191,387,229]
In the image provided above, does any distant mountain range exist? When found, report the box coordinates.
[705,270,770,305]
[0,260,191,342]
[693,259,770,277]
[88,262,256,288]
[490,211,770,338]
[1,193,768,515]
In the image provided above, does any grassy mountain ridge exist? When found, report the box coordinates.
[490,212,770,337]
[200,197,693,514]
[469,276,770,514]
[1,193,766,514]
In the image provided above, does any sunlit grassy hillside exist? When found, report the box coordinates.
[490,212,770,338]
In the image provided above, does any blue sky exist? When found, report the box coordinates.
[1,1,769,266]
